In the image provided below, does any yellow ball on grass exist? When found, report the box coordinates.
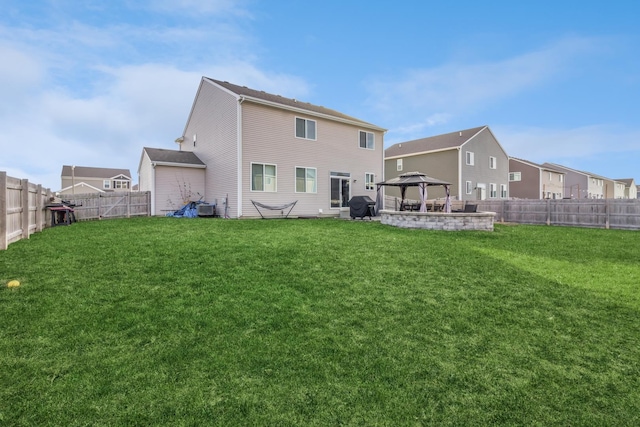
[7,280,20,288]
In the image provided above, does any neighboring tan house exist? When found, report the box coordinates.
[384,126,509,202]
[150,77,386,218]
[616,178,637,199]
[509,158,565,199]
[542,163,606,199]
[59,165,132,195]
[608,179,627,199]
[138,147,206,215]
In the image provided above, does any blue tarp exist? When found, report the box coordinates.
[166,201,201,218]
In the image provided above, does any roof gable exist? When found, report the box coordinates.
[61,165,132,180]
[385,126,487,158]
[203,77,385,131]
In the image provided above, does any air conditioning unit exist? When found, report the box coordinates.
[197,204,216,217]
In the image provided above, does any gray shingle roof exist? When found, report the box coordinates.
[385,126,487,158]
[206,78,383,129]
[510,157,565,173]
[143,147,205,166]
[61,165,131,179]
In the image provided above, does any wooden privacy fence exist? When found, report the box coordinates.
[60,191,151,221]
[477,199,640,230]
[1,171,55,250]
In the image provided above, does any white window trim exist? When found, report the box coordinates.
[466,151,475,166]
[251,162,277,192]
[397,159,403,172]
[103,180,111,189]
[295,117,317,141]
[365,173,375,191]
[509,172,521,182]
[465,181,473,194]
[500,184,507,198]
[489,156,496,169]
[295,166,317,193]
[490,183,497,198]
[359,130,375,150]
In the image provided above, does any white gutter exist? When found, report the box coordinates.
[237,96,245,218]
[457,147,462,200]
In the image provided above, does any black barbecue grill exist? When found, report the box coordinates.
[348,196,376,219]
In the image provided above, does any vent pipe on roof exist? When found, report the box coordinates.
[459,132,462,137]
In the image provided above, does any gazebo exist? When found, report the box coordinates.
[376,171,452,213]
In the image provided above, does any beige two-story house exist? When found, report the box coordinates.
[384,126,509,202]
[509,158,565,199]
[59,165,132,195]
[140,77,386,218]
[542,163,605,199]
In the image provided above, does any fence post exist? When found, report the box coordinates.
[546,199,551,226]
[0,172,7,250]
[21,179,29,239]
[605,199,610,229]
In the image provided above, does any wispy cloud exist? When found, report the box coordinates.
[366,36,606,139]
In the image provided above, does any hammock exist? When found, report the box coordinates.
[251,200,297,218]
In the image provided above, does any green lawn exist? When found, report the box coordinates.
[1,218,639,426]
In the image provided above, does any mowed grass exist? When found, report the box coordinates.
[1,218,639,426]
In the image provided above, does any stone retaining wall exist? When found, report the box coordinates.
[380,210,495,231]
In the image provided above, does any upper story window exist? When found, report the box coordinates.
[489,156,496,169]
[509,172,521,182]
[103,180,111,189]
[113,180,129,190]
[396,159,403,171]
[295,167,317,193]
[295,117,316,140]
[365,173,375,190]
[251,163,277,192]
[559,174,563,182]
[359,131,374,149]
[466,151,475,166]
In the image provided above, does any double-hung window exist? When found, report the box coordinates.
[509,172,521,182]
[396,159,403,171]
[295,117,316,140]
[365,173,375,190]
[489,156,496,169]
[251,163,277,192]
[359,131,374,149]
[465,181,473,194]
[466,151,475,166]
[295,167,317,193]
[490,183,497,198]
[103,180,111,189]
[500,184,507,198]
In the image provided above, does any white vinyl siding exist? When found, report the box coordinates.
[359,130,374,149]
[295,167,317,193]
[251,163,276,192]
[295,117,316,140]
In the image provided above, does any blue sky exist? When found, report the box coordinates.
[1,0,639,191]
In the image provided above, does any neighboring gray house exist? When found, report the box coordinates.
[384,126,510,202]
[615,178,637,199]
[542,163,606,199]
[144,77,386,218]
[509,158,565,199]
[59,165,132,195]
[138,147,206,215]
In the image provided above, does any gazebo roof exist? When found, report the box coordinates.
[377,171,451,187]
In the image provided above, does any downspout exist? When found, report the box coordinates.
[237,96,245,218]
[151,162,156,216]
[457,147,462,200]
